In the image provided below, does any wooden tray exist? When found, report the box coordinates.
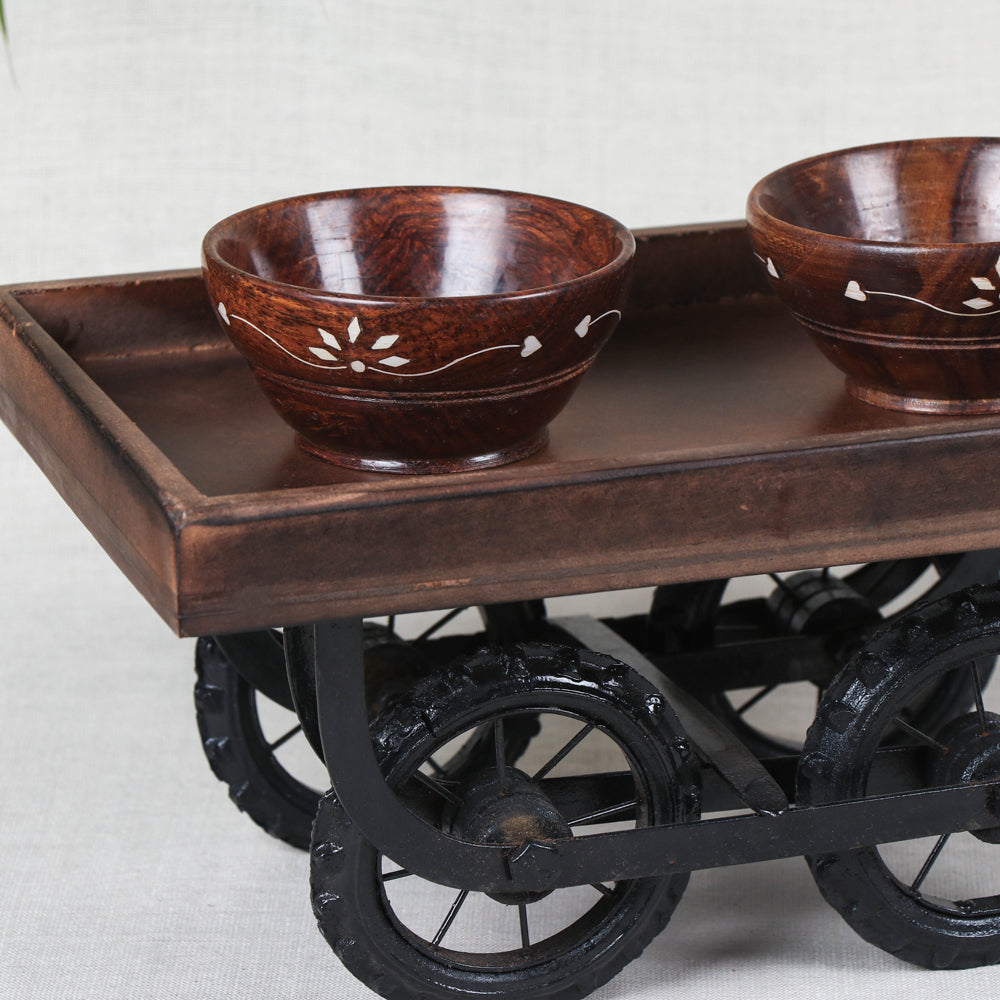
[4,221,1000,636]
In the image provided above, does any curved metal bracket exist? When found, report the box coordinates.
[311,617,1000,894]
[214,630,293,709]
[313,619,515,893]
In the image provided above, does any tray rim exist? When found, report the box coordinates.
[10,223,1000,519]
[0,221,776,523]
[7,220,1000,635]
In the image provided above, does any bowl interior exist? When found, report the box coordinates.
[209,188,626,298]
[753,138,1000,244]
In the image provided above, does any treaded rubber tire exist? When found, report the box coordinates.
[310,642,699,1000]
[195,620,541,851]
[195,635,320,849]
[798,584,1000,969]
[651,552,1000,758]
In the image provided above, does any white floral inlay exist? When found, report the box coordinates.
[842,257,1000,317]
[521,335,542,357]
[302,317,413,373]
[844,280,866,302]
[753,252,781,279]
[217,305,621,377]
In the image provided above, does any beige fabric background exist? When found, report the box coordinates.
[3,1,1000,997]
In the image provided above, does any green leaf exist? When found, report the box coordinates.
[0,1,15,88]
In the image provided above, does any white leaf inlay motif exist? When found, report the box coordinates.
[309,346,339,361]
[521,335,542,357]
[575,309,622,339]
[964,297,994,310]
[973,276,996,291]
[844,280,867,302]
[235,307,617,377]
[217,302,231,325]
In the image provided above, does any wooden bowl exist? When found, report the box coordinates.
[202,186,634,473]
[747,138,1000,414]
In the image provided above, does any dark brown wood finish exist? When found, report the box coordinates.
[6,221,1000,636]
[202,187,635,473]
[747,137,1000,413]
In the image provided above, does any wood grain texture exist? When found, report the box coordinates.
[202,186,635,472]
[6,223,1000,635]
[747,138,1000,413]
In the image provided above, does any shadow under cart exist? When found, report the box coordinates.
[8,223,1000,998]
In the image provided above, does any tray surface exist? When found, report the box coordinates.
[13,274,964,498]
[70,296,883,497]
[5,223,1000,634]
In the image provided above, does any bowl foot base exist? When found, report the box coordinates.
[296,429,549,474]
[847,379,1000,415]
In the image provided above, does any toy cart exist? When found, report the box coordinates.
[5,221,1000,999]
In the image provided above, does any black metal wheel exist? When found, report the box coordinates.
[648,552,1000,757]
[195,631,324,849]
[195,606,547,850]
[195,621,440,849]
[798,585,1000,969]
[310,644,698,1000]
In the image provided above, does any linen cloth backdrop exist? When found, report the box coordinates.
[2,2,1000,998]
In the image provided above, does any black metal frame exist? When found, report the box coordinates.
[309,616,1000,896]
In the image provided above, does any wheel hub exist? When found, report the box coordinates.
[931,711,1000,843]
[452,767,572,904]
[768,570,882,637]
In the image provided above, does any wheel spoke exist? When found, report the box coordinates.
[413,769,463,806]
[416,607,467,642]
[971,660,988,730]
[494,717,507,794]
[432,889,469,947]
[735,684,776,715]
[532,723,595,781]
[382,866,413,882]
[910,833,951,893]
[852,561,898,603]
[518,903,531,949]
[568,799,638,827]
[267,723,302,752]
[892,714,949,753]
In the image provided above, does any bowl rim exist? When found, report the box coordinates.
[202,184,636,304]
[746,136,1000,250]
